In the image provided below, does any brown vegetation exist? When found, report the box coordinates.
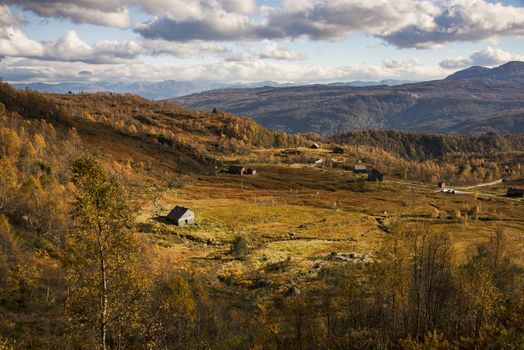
[1,84,523,349]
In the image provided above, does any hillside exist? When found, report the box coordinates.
[1,83,524,349]
[331,129,524,161]
[0,83,304,176]
[12,79,414,100]
[446,61,524,83]
[173,62,524,135]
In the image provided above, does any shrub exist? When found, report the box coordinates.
[230,235,248,260]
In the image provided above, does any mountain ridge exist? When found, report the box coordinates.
[11,79,415,100]
[173,62,524,135]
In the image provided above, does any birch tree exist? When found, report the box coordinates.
[65,155,148,349]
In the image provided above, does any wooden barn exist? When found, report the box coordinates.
[310,143,320,149]
[228,165,246,175]
[368,169,384,182]
[167,206,195,226]
[507,188,524,198]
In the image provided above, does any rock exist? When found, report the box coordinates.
[286,286,301,296]
[252,279,272,289]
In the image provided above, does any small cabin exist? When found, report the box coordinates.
[368,169,384,182]
[245,168,256,175]
[310,143,320,149]
[228,165,246,175]
[167,206,195,226]
[333,147,344,154]
[438,182,445,188]
[353,164,367,173]
[507,188,524,198]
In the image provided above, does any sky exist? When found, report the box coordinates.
[1,0,524,84]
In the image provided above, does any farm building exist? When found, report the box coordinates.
[245,168,257,175]
[167,206,195,226]
[438,182,445,188]
[310,143,320,149]
[353,164,367,173]
[333,147,344,154]
[368,169,384,182]
[228,165,246,175]
[507,188,524,198]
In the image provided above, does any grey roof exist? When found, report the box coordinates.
[354,164,367,170]
[167,206,193,220]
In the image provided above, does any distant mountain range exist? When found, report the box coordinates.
[173,61,524,135]
[12,79,413,100]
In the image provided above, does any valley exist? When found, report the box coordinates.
[1,83,524,349]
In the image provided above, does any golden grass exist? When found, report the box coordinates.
[136,159,524,281]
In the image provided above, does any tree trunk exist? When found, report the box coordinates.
[98,227,108,350]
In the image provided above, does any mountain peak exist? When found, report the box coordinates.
[445,61,524,82]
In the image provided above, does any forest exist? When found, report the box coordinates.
[0,84,523,349]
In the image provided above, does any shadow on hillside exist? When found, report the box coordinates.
[152,215,172,225]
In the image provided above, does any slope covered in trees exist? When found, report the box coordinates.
[331,129,524,161]
[0,83,305,176]
[173,62,524,135]
[1,83,524,349]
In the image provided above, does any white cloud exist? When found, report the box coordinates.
[439,47,524,69]
[0,55,448,84]
[0,29,142,64]
[142,39,229,58]
[0,5,19,25]
[5,0,524,49]
[0,27,44,57]
[5,1,131,28]
[259,44,306,61]
[380,0,524,48]
[46,31,143,64]
[383,58,421,69]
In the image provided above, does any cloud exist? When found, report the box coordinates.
[0,28,142,64]
[132,0,524,49]
[0,5,19,25]
[4,1,131,28]
[221,50,253,62]
[45,31,143,64]
[380,0,524,48]
[0,55,448,84]
[6,0,524,50]
[134,12,256,42]
[383,58,421,69]
[0,27,44,57]
[142,39,229,58]
[439,47,524,69]
[258,0,439,41]
[134,0,435,42]
[259,45,306,61]
[5,0,256,30]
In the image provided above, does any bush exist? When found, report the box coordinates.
[230,235,248,260]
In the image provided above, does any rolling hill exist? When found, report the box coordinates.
[173,62,524,135]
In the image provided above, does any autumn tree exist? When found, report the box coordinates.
[231,235,248,260]
[65,154,149,350]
